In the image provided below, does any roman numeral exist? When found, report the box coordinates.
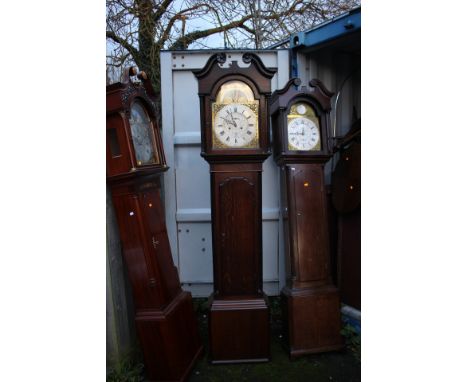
[220,131,225,135]
[247,131,252,135]
[226,136,230,141]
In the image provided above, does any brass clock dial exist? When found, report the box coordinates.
[213,103,258,148]
[129,101,158,165]
[287,103,321,151]
[212,80,259,149]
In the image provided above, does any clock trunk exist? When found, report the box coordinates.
[193,53,276,363]
[271,78,343,357]
[280,164,343,356]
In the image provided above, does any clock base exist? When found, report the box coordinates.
[281,285,344,358]
[135,291,203,382]
[208,293,270,363]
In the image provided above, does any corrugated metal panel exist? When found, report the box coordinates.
[296,49,360,138]
[293,41,360,183]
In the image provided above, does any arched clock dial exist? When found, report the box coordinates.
[213,103,258,148]
[212,80,259,149]
[287,102,321,151]
[129,101,157,165]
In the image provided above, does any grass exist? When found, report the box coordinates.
[106,351,144,382]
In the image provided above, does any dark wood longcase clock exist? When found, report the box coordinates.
[270,78,343,358]
[106,67,202,381]
[193,53,276,363]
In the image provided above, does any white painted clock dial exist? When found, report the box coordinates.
[287,116,320,151]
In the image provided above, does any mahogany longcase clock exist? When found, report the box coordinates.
[193,53,276,363]
[106,67,202,381]
[269,78,343,358]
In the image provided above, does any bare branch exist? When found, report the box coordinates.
[106,0,361,91]
[153,0,175,22]
[169,14,254,49]
[106,30,139,59]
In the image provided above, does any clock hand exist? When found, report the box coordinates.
[220,116,235,127]
[228,115,238,130]
[227,110,237,125]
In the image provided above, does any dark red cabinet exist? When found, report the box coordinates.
[107,67,202,381]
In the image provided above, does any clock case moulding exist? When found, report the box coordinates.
[106,67,168,182]
[269,77,334,165]
[194,52,276,162]
[193,53,275,364]
[106,67,203,381]
[269,78,344,358]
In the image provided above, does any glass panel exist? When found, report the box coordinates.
[129,101,157,165]
[108,128,121,157]
[215,80,255,103]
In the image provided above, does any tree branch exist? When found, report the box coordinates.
[106,30,139,59]
[107,52,131,67]
[166,0,315,50]
[158,3,213,47]
[169,14,254,49]
[153,0,174,23]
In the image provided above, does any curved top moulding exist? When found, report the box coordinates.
[193,53,277,95]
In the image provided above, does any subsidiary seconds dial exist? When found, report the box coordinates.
[288,117,320,151]
[213,104,257,148]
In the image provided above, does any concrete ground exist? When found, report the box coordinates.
[188,298,361,382]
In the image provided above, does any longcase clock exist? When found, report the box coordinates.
[193,53,276,363]
[106,67,202,381]
[269,78,343,358]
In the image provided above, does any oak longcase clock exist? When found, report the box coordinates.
[193,53,275,363]
[106,67,202,381]
[270,78,343,358]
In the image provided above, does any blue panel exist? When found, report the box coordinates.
[342,315,361,334]
[289,8,361,49]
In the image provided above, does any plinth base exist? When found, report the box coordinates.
[281,285,344,358]
[208,294,270,363]
[135,291,203,382]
